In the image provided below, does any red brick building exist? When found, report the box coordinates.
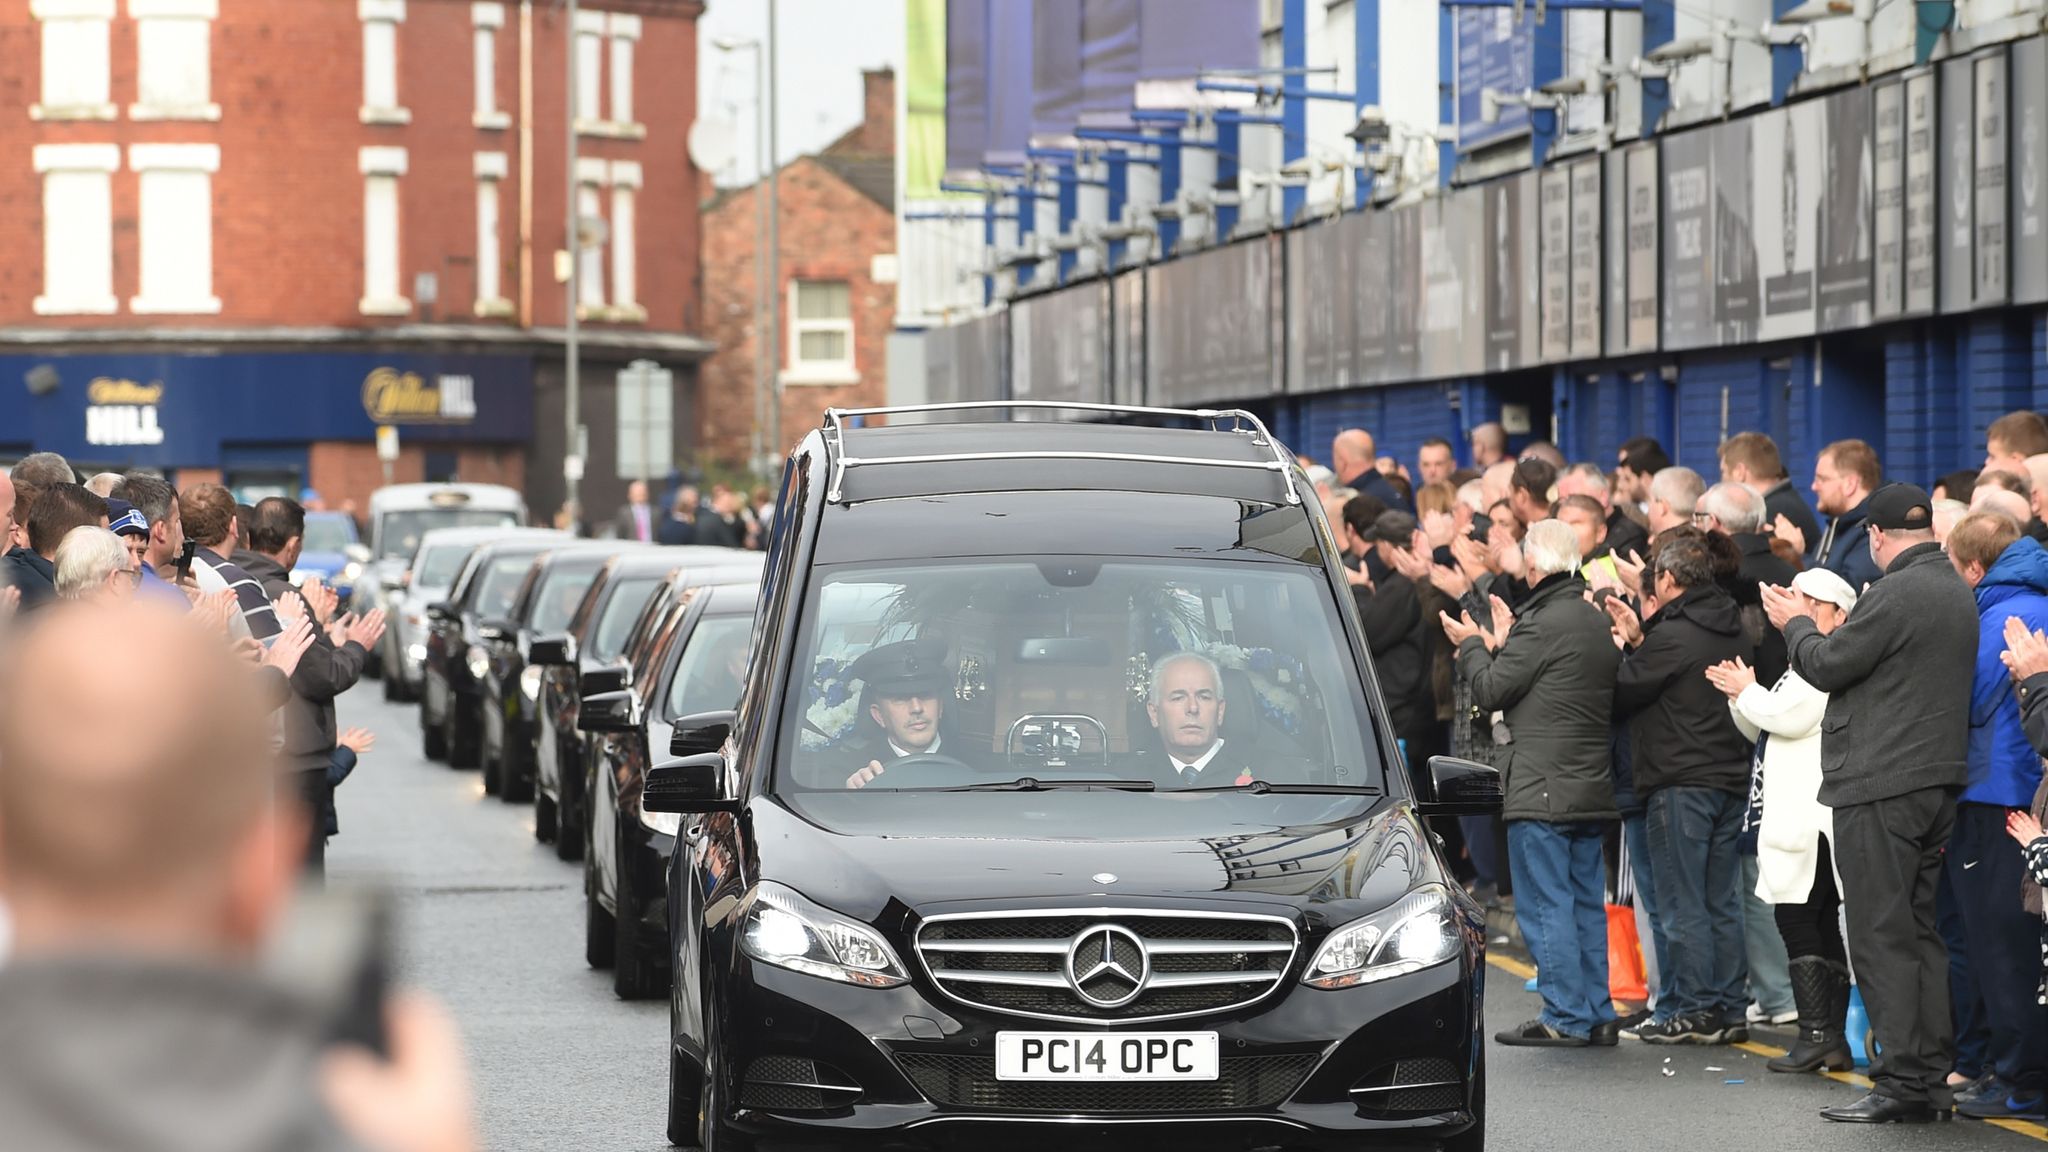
[699,67,895,469]
[0,0,710,521]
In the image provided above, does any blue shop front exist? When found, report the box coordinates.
[0,349,535,500]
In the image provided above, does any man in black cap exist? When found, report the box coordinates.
[843,636,952,789]
[1356,510,1435,775]
[1763,483,1980,1123]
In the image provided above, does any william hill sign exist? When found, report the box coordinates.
[85,377,166,446]
[361,367,478,425]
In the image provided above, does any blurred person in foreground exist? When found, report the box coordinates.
[1706,568,1860,1074]
[1443,520,1622,1047]
[0,599,476,1152]
[1763,483,1979,1122]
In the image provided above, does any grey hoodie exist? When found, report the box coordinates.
[0,954,367,1152]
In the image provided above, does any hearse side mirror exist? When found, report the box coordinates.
[670,710,737,758]
[643,754,738,814]
[1417,756,1504,816]
[477,618,516,643]
[528,634,576,666]
[577,690,639,733]
[425,601,454,622]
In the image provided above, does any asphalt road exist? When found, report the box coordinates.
[332,686,2047,1152]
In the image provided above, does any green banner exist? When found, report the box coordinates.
[905,0,954,200]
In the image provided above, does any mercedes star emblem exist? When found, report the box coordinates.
[1091,872,1118,886]
[1065,924,1149,1008]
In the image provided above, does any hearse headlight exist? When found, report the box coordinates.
[465,646,491,680]
[519,665,544,702]
[738,881,908,988]
[1303,883,1460,989]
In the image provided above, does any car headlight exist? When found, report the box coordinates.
[406,643,427,663]
[519,665,544,702]
[342,561,363,585]
[465,646,490,680]
[738,881,908,988]
[1302,883,1461,989]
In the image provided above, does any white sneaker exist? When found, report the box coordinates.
[1746,1002,1797,1025]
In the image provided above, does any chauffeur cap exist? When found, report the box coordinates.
[848,636,949,698]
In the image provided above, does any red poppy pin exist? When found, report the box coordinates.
[1235,771,1256,786]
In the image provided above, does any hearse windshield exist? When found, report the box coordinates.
[775,559,1384,795]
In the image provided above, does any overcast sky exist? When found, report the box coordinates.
[696,0,905,186]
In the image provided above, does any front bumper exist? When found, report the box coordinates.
[708,949,1479,1150]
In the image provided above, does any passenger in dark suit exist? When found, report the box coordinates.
[1136,652,1255,789]
[842,637,956,789]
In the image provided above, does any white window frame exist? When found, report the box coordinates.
[33,143,119,316]
[786,280,858,386]
[31,0,116,122]
[129,143,222,314]
[360,0,410,125]
[572,8,606,131]
[472,2,509,130]
[129,0,220,121]
[609,160,642,321]
[474,151,512,317]
[360,146,410,316]
[574,157,609,317]
[607,14,640,132]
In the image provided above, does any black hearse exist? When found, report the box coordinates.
[644,403,1501,1150]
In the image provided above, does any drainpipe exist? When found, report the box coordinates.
[518,0,534,327]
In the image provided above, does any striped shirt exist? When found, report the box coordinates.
[194,548,281,641]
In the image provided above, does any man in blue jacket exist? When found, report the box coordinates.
[1947,510,2048,1119]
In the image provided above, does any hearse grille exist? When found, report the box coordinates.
[895,1052,1318,1114]
[915,911,1298,1023]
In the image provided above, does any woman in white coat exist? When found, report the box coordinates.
[1705,567,1859,1075]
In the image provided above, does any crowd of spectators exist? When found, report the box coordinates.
[0,452,473,1152]
[1316,414,2048,1125]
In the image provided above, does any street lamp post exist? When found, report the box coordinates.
[714,34,768,475]
[764,0,780,476]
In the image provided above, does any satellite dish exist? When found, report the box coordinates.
[688,116,738,175]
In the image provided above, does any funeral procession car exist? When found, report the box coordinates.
[582,579,761,1001]
[353,482,527,678]
[530,548,765,860]
[640,403,1501,1151]
[475,541,639,802]
[419,531,566,769]
[379,525,523,703]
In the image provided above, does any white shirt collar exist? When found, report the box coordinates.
[1170,738,1225,776]
[889,734,941,758]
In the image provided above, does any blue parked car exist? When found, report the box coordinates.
[290,511,372,601]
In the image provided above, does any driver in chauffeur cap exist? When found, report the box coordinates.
[843,636,951,790]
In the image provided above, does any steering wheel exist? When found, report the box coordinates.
[850,753,979,789]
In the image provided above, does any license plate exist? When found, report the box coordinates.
[994,1032,1219,1081]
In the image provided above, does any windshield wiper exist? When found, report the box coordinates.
[946,777,1157,792]
[1173,781,1382,796]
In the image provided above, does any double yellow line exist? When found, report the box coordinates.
[1483,952,2048,1142]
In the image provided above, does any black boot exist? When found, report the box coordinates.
[1769,956,1852,1074]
